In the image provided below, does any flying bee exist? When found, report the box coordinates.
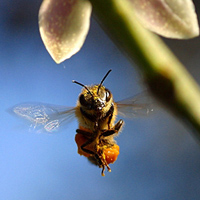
[11,70,154,176]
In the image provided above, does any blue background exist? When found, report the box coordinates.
[1,1,200,199]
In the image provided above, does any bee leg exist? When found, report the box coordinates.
[101,130,115,137]
[76,129,92,137]
[80,138,96,155]
[101,165,105,176]
[82,139,110,176]
[97,152,111,176]
[76,129,97,155]
[101,164,111,176]
[114,119,124,132]
[76,129,111,176]
[101,119,124,137]
[107,113,113,130]
[79,134,111,175]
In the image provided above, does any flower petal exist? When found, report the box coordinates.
[129,0,199,39]
[39,0,92,63]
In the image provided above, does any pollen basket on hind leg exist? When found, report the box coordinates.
[103,144,120,164]
[75,133,91,157]
[75,126,95,157]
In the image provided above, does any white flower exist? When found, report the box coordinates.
[129,0,199,39]
[39,0,199,63]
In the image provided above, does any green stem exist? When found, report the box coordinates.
[89,0,200,136]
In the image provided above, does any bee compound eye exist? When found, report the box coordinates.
[79,94,87,106]
[79,94,92,108]
[105,90,111,102]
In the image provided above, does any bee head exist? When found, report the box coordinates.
[73,70,112,112]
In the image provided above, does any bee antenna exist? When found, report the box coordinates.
[97,69,112,94]
[72,80,93,97]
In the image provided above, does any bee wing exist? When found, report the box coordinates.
[116,92,154,118]
[10,103,76,133]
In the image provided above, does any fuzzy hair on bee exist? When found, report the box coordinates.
[75,85,117,131]
[73,70,124,175]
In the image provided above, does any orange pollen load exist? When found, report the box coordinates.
[104,144,120,164]
[75,133,91,157]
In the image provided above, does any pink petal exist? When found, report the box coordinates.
[39,0,92,63]
[129,0,199,39]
